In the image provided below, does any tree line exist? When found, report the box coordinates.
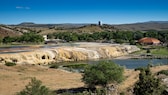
[0,32,44,44]
[0,30,168,44]
[48,30,168,44]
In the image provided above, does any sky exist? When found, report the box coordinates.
[0,0,168,24]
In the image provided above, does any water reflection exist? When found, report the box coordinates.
[88,59,168,69]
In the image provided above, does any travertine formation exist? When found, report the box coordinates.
[0,43,140,65]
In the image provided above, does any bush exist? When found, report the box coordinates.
[82,61,124,88]
[157,70,168,76]
[134,66,164,95]
[49,64,59,69]
[146,49,151,53]
[134,67,145,71]
[5,62,16,66]
[17,77,54,95]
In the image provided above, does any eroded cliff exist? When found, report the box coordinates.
[0,43,140,65]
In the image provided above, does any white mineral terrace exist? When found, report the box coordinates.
[0,42,140,65]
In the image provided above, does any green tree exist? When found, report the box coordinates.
[17,77,54,95]
[18,33,44,43]
[82,61,124,88]
[3,36,16,43]
[133,31,144,40]
[0,37,3,44]
[133,67,164,95]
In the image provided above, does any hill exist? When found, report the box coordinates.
[0,21,167,38]
[114,21,168,31]
[0,25,22,38]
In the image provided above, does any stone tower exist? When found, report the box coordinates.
[98,21,102,26]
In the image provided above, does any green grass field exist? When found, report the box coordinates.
[151,48,168,55]
[133,46,168,56]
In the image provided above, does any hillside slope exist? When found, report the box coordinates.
[0,21,167,37]
[114,21,168,31]
[0,26,22,38]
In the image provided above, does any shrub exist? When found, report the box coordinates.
[134,66,164,95]
[49,64,59,69]
[5,62,16,66]
[134,67,145,71]
[17,77,54,95]
[157,70,168,76]
[82,61,124,88]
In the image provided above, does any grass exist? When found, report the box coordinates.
[133,45,168,56]
[5,62,16,66]
[157,70,168,76]
[49,64,59,69]
[63,63,88,69]
[151,48,168,56]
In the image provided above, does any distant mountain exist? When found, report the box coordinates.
[15,22,88,29]
[143,21,168,24]
[113,21,168,31]
[18,22,35,26]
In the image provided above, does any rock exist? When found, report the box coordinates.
[0,43,140,65]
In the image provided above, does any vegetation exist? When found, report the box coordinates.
[151,48,168,55]
[133,46,168,56]
[134,66,164,95]
[58,88,106,95]
[157,70,168,76]
[82,61,124,88]
[49,64,59,69]
[47,30,168,44]
[5,62,16,66]
[17,77,54,95]
[63,64,88,69]
[134,67,145,71]
[2,32,44,44]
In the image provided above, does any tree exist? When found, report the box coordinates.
[3,36,16,43]
[133,31,144,40]
[0,38,2,44]
[18,33,44,43]
[82,61,124,88]
[133,66,164,95]
[17,77,54,95]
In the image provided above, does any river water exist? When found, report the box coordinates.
[87,58,168,69]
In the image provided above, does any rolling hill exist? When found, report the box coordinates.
[113,21,168,31]
[0,25,22,38]
[0,21,168,38]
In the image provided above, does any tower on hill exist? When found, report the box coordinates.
[98,21,102,26]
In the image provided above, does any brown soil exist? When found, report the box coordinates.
[0,27,20,38]
[0,64,167,95]
[0,64,84,95]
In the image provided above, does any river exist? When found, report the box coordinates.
[59,58,168,70]
[87,58,168,69]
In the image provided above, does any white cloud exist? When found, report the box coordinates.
[16,6,30,10]
[16,6,24,9]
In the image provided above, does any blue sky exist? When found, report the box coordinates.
[0,0,168,24]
